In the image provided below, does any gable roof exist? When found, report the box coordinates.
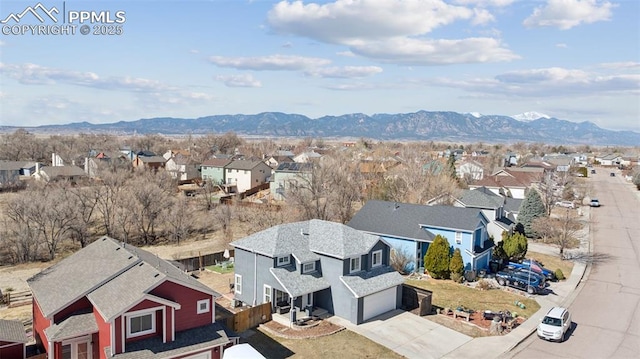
[274,162,312,173]
[40,165,86,178]
[0,161,39,171]
[0,319,28,343]
[28,236,217,319]
[458,187,504,209]
[138,156,166,164]
[340,266,405,298]
[226,160,266,171]
[231,219,381,260]
[270,266,331,297]
[348,200,485,241]
[201,158,232,168]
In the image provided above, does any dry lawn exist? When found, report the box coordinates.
[527,251,574,279]
[405,278,540,319]
[245,326,404,359]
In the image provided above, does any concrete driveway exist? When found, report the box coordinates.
[328,309,472,359]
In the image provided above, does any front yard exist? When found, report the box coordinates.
[245,326,404,359]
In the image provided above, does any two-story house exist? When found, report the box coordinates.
[348,200,492,274]
[200,159,232,185]
[28,236,236,359]
[224,160,271,194]
[231,220,404,325]
[470,167,543,199]
[269,162,313,201]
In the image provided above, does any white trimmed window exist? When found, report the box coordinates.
[197,299,210,314]
[303,262,316,273]
[235,274,242,294]
[127,312,155,338]
[277,256,290,266]
[350,257,361,273]
[455,232,462,245]
[372,250,382,267]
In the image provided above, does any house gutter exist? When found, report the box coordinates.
[253,251,257,306]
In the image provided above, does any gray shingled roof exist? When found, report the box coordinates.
[29,236,218,319]
[0,161,38,171]
[28,237,139,317]
[40,165,87,178]
[504,197,523,213]
[340,266,405,298]
[226,160,263,170]
[44,311,98,341]
[459,187,504,209]
[138,156,166,163]
[348,200,485,236]
[0,319,28,343]
[231,220,380,260]
[270,266,331,297]
[107,323,230,359]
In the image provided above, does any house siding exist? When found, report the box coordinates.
[150,281,213,332]
[32,298,49,353]
[201,166,225,184]
[233,249,286,307]
[94,306,111,359]
[0,342,24,359]
[426,228,475,270]
[319,256,356,323]
[53,297,92,323]
[381,236,421,273]
[114,317,123,354]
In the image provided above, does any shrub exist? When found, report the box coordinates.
[555,268,565,280]
[450,272,463,283]
[424,235,451,279]
[449,248,465,277]
[476,279,492,290]
[503,232,528,261]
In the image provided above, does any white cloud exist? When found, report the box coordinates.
[431,66,640,97]
[268,0,475,43]
[350,37,519,65]
[208,54,330,70]
[452,0,514,6]
[267,0,515,66]
[336,51,356,57]
[555,43,568,48]
[523,0,615,30]
[214,74,263,87]
[596,62,640,71]
[304,66,382,78]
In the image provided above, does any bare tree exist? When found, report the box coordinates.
[67,186,100,248]
[3,195,42,263]
[29,184,78,260]
[390,247,413,274]
[213,203,234,245]
[129,171,173,245]
[95,167,132,236]
[532,209,583,257]
[286,160,333,221]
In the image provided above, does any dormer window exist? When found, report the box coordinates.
[349,257,361,273]
[277,256,290,266]
[372,250,382,267]
[303,262,316,273]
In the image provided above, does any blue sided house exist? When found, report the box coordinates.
[347,200,493,273]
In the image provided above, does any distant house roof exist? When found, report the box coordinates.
[473,168,541,189]
[138,156,166,164]
[348,200,486,240]
[274,162,313,173]
[202,158,232,168]
[28,236,218,319]
[136,150,156,157]
[0,161,39,171]
[226,160,266,171]
[0,319,28,343]
[504,197,523,214]
[39,165,86,179]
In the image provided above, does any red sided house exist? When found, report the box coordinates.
[28,236,237,359]
[0,319,28,359]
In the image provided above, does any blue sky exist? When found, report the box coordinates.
[1,0,638,131]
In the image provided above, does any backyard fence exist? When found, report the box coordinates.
[1,290,32,307]
[220,302,272,333]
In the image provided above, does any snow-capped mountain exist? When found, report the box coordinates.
[467,112,483,118]
[511,112,551,121]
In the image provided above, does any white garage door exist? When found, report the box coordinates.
[362,287,397,321]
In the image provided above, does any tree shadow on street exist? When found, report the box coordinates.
[563,252,614,265]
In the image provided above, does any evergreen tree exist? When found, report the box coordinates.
[424,235,451,279]
[502,232,528,261]
[449,248,465,282]
[447,153,457,180]
[517,188,546,237]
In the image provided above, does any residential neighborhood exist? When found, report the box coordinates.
[0,130,639,359]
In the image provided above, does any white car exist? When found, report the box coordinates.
[555,201,575,209]
[590,198,600,207]
[537,307,572,342]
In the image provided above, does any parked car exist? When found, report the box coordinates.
[495,270,545,294]
[555,201,575,209]
[590,198,600,207]
[610,172,616,177]
[506,265,547,285]
[537,307,572,342]
[591,169,596,174]
[510,260,556,281]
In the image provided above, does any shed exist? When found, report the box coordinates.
[0,319,28,359]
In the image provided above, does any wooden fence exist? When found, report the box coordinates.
[175,250,235,271]
[1,290,32,307]
[221,302,272,333]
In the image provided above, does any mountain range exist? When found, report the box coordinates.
[2,111,638,146]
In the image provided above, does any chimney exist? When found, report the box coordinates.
[35,162,40,175]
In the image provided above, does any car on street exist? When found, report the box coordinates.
[591,169,596,174]
[590,198,600,207]
[610,172,616,177]
[537,307,572,342]
[555,200,575,209]
[495,270,545,294]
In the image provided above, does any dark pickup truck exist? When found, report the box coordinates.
[496,270,545,294]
